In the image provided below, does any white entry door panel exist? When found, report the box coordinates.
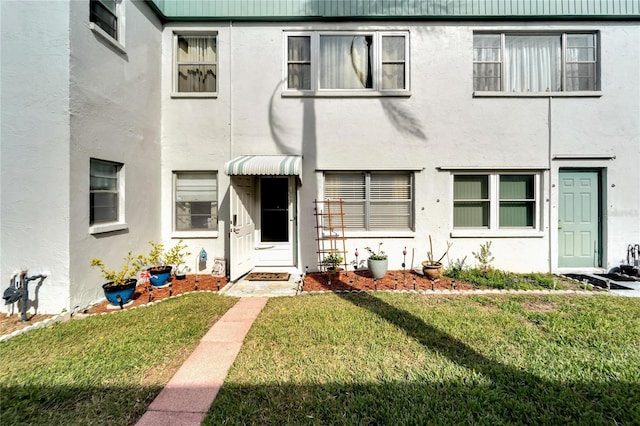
[230,176,255,281]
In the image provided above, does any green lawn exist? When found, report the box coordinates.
[206,293,640,425]
[2,292,639,425]
[0,293,237,426]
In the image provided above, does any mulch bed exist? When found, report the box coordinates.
[302,269,476,292]
[84,274,228,315]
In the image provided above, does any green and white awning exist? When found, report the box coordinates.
[224,155,302,181]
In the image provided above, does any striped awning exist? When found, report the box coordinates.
[224,155,302,181]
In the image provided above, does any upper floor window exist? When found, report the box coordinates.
[90,159,123,226]
[324,172,413,231]
[473,33,598,93]
[174,172,218,232]
[174,34,217,95]
[453,172,540,233]
[90,0,120,41]
[286,31,409,95]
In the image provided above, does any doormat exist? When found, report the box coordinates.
[245,272,290,281]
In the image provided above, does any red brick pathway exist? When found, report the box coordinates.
[136,297,268,426]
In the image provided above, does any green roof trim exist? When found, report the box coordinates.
[147,0,640,21]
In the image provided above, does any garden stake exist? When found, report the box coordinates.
[354,249,359,283]
[373,278,377,290]
[217,279,221,291]
[402,247,407,286]
[413,276,416,290]
[139,270,153,303]
[431,280,434,291]
[395,277,398,290]
[452,280,456,290]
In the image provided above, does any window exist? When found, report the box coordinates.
[453,173,539,231]
[90,0,121,41]
[174,172,218,231]
[324,172,413,231]
[473,33,598,92]
[286,31,409,94]
[175,34,217,94]
[90,159,122,225]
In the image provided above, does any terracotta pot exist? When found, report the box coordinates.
[326,267,344,277]
[421,261,443,280]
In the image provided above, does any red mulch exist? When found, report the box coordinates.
[302,269,476,292]
[85,274,228,314]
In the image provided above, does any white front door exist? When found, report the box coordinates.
[229,176,256,281]
[255,177,295,267]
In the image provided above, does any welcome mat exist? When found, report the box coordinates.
[245,272,290,281]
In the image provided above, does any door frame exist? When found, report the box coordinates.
[557,168,605,269]
[254,176,298,267]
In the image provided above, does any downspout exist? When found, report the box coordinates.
[229,20,233,158]
[548,96,553,273]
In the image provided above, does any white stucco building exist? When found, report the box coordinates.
[1,0,639,314]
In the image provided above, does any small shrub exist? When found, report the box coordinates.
[453,268,560,290]
[445,256,468,279]
[472,241,495,271]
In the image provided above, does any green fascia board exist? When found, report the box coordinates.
[146,0,640,21]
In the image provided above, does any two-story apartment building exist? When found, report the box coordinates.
[1,0,639,314]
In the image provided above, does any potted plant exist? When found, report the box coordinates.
[144,240,190,287]
[321,250,344,276]
[174,265,191,280]
[365,243,388,279]
[422,235,452,280]
[90,251,145,308]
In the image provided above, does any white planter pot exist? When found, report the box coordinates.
[367,258,388,279]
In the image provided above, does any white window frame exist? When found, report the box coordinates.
[323,171,414,237]
[88,0,126,54]
[89,158,127,235]
[172,171,219,238]
[283,31,410,97]
[172,32,218,98]
[473,31,600,97]
[451,171,542,238]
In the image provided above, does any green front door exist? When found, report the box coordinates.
[558,170,600,267]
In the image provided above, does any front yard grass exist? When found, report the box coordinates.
[2,291,639,425]
[0,293,237,426]
[206,293,640,425]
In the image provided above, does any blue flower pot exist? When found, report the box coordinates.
[148,266,172,287]
[102,279,137,307]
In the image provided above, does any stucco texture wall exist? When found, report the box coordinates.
[67,0,163,310]
[1,1,72,314]
[159,21,639,274]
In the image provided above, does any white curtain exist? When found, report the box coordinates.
[505,36,561,92]
[320,36,372,89]
[177,36,217,92]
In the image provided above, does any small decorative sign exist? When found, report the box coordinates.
[212,257,226,277]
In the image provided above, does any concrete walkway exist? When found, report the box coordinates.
[136,297,268,426]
